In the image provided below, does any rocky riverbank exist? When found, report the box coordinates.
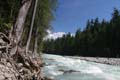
[0,32,44,80]
[71,56,120,66]
[0,61,18,80]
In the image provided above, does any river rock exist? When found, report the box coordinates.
[0,63,17,80]
[43,76,54,80]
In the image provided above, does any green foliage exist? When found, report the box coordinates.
[0,0,21,34]
[0,0,57,53]
[21,0,57,52]
[35,0,57,52]
[43,8,120,58]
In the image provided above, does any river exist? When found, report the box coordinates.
[42,54,120,80]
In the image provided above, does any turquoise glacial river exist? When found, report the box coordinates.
[42,54,120,80]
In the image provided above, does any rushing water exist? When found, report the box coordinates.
[42,54,120,80]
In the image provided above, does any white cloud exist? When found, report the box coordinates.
[44,30,75,40]
[46,29,52,34]
[44,31,66,40]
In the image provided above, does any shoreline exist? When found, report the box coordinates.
[69,56,120,66]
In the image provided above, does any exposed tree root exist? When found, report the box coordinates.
[0,32,43,80]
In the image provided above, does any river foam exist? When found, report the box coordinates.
[42,54,120,80]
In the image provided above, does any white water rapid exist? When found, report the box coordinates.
[42,54,120,80]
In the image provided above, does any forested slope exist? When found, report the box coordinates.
[43,8,120,58]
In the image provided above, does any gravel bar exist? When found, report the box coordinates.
[69,56,120,66]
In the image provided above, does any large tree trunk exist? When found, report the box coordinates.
[26,0,38,54]
[0,0,43,79]
[10,0,32,55]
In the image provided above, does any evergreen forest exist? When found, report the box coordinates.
[43,8,120,58]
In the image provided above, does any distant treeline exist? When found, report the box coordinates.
[43,8,120,58]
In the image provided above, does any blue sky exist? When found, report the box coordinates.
[51,0,120,33]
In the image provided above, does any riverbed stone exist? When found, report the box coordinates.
[0,63,17,80]
[7,63,12,67]
[0,75,5,80]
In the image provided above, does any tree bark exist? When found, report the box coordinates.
[26,0,38,54]
[10,0,32,55]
